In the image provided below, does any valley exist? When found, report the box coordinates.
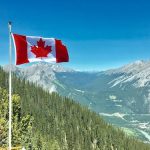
[4,60,150,143]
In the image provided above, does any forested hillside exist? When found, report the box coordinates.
[0,67,150,150]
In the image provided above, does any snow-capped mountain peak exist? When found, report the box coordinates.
[106,60,150,88]
[24,62,74,73]
[3,62,75,92]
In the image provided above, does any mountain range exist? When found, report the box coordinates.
[3,60,150,142]
[1,66,150,149]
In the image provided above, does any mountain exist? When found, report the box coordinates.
[1,67,150,149]
[4,62,74,93]
[4,60,150,114]
[3,60,150,142]
[1,66,150,149]
[55,60,150,114]
[105,60,150,88]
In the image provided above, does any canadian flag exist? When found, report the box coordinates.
[12,34,69,65]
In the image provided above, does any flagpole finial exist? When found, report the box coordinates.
[8,21,12,25]
[8,21,12,34]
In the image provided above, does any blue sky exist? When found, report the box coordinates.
[0,0,150,70]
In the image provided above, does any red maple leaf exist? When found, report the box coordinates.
[31,38,52,58]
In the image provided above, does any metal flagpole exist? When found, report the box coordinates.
[8,21,12,150]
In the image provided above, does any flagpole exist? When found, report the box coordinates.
[8,21,12,150]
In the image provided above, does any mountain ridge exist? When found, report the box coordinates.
[3,60,150,142]
[1,66,150,149]
[3,60,150,113]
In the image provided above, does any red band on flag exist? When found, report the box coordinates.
[55,39,69,63]
[13,34,29,65]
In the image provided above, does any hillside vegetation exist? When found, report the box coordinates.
[0,67,150,150]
